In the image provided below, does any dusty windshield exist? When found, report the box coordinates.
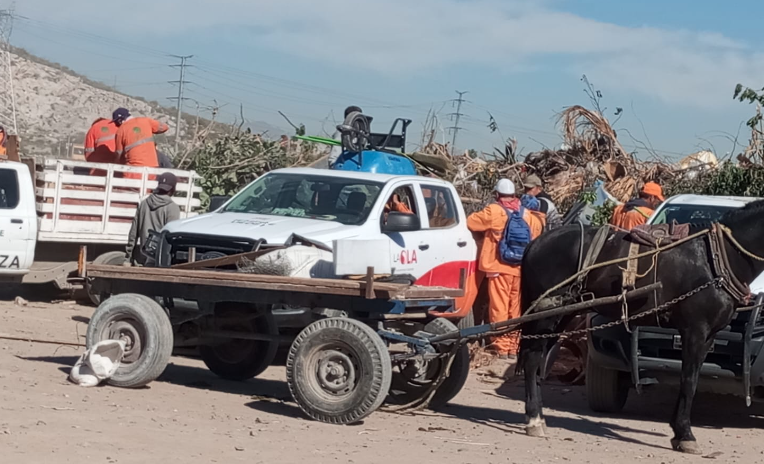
[223,173,383,225]
[652,204,734,225]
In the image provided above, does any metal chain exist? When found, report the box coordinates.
[519,278,721,340]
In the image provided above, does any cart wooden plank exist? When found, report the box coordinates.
[87,265,464,300]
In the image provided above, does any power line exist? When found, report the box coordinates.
[0,5,18,134]
[447,90,468,156]
[167,55,192,154]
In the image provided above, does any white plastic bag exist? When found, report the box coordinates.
[69,340,127,387]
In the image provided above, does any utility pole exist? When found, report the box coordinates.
[447,90,468,156]
[0,5,19,135]
[168,55,193,155]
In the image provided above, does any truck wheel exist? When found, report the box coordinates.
[87,251,127,306]
[286,318,392,424]
[86,293,173,388]
[457,309,475,330]
[586,351,629,413]
[388,317,470,409]
[199,305,278,381]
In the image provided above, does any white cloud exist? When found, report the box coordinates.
[18,0,764,109]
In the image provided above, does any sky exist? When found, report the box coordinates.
[7,0,764,160]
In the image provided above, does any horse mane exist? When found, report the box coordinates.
[720,198,764,227]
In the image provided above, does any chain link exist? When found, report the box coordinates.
[519,278,721,340]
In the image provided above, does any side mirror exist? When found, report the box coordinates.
[208,195,231,212]
[382,212,421,233]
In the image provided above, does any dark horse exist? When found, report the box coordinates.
[519,199,764,454]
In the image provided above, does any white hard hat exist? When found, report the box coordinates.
[494,178,515,195]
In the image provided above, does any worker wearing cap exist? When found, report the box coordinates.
[125,172,180,266]
[83,117,119,176]
[523,174,562,230]
[113,108,169,179]
[610,182,665,230]
[467,179,544,359]
[0,126,6,156]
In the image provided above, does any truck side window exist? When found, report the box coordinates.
[421,185,457,228]
[384,186,416,216]
[0,168,20,209]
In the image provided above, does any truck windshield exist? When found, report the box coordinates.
[651,204,735,225]
[223,173,383,225]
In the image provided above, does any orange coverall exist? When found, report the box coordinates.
[610,204,653,230]
[467,203,544,356]
[115,117,169,179]
[0,129,6,156]
[84,118,118,176]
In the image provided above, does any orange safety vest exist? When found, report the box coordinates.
[84,119,118,175]
[467,203,544,276]
[0,131,6,156]
[115,117,169,169]
[610,204,653,230]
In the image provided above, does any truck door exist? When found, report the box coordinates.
[380,184,439,281]
[0,165,36,273]
[416,183,477,288]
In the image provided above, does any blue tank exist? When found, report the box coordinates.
[332,150,417,176]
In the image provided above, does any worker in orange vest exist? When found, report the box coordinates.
[83,117,119,176]
[610,182,665,230]
[0,126,7,156]
[467,179,544,359]
[113,108,169,179]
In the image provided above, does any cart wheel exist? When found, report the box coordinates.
[586,351,629,413]
[286,318,391,424]
[87,251,127,306]
[199,304,278,381]
[388,318,470,409]
[86,293,173,388]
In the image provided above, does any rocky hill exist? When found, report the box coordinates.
[3,48,284,157]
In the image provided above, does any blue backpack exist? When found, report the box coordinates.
[499,206,532,265]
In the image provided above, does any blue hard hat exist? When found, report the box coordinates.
[112,108,131,123]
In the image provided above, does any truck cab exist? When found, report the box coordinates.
[156,167,478,290]
[0,160,37,279]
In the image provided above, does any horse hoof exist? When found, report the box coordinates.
[526,425,546,438]
[671,439,702,455]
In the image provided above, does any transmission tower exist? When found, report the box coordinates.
[447,90,468,156]
[167,54,193,155]
[0,5,18,135]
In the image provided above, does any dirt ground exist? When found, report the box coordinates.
[0,296,762,464]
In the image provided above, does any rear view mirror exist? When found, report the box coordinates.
[382,212,421,233]
[208,195,232,212]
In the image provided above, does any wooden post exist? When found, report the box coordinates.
[364,266,375,299]
[6,135,20,162]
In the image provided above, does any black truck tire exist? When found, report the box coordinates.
[86,293,173,388]
[586,352,629,413]
[425,318,471,408]
[199,305,278,381]
[287,318,392,424]
[87,251,127,306]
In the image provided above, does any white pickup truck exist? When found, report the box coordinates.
[0,158,203,302]
[155,167,478,301]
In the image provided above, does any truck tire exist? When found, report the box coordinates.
[387,318,470,409]
[586,352,629,413]
[87,251,127,306]
[86,293,173,388]
[457,309,475,330]
[287,318,392,424]
[199,305,278,381]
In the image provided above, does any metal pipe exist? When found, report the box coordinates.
[428,282,663,344]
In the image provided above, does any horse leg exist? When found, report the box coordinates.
[670,330,713,455]
[522,336,547,437]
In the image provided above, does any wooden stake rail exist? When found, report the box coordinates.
[87,265,465,300]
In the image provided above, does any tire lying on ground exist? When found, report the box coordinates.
[86,293,173,388]
[87,251,127,306]
[199,304,278,381]
[387,317,470,409]
[287,318,392,425]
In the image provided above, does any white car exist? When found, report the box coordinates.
[160,167,478,290]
